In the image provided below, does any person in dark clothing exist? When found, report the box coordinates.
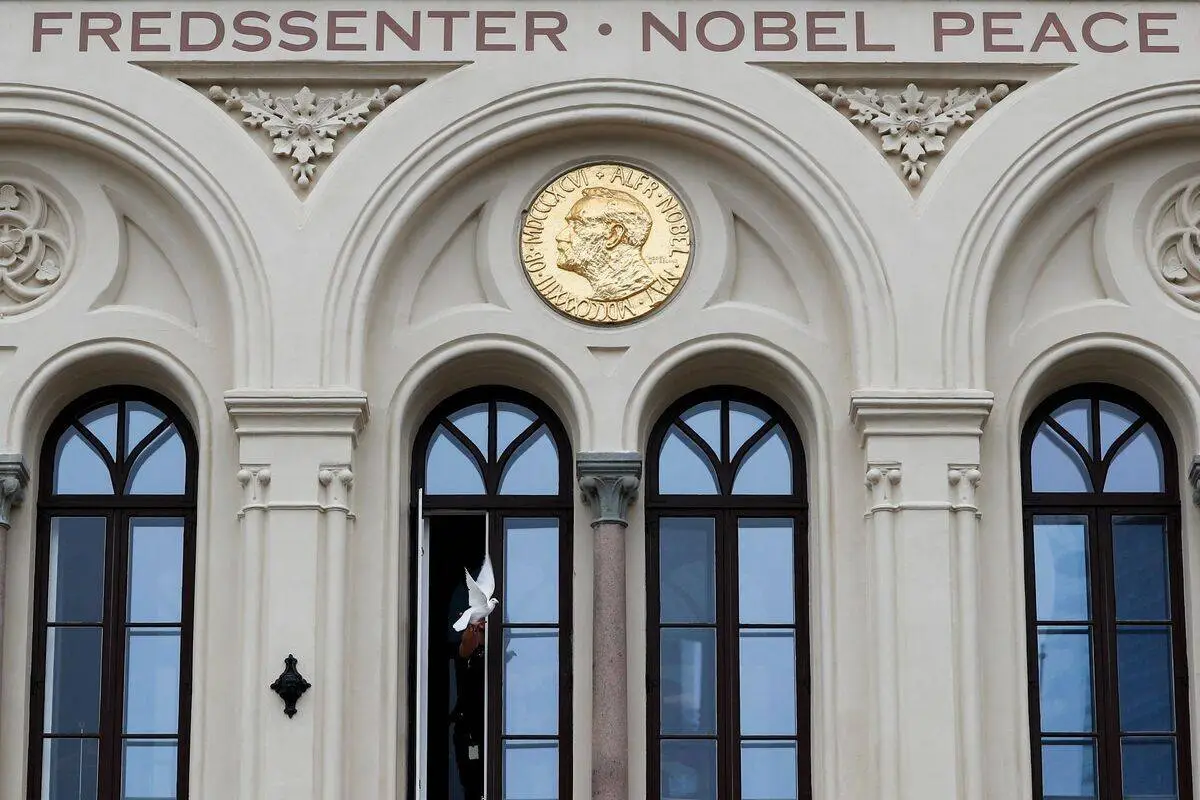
[448,581,486,800]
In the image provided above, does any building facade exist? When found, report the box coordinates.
[0,2,1198,799]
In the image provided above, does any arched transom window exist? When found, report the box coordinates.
[647,389,809,800]
[29,387,197,800]
[1023,384,1192,800]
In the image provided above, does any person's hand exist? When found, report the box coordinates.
[459,619,486,657]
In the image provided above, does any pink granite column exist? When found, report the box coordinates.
[578,453,641,800]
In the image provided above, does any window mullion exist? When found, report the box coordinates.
[100,508,124,800]
[722,508,741,800]
[1094,507,1122,799]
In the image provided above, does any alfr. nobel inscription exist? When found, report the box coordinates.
[520,163,692,325]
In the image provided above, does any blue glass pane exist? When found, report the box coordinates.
[121,739,177,800]
[1051,399,1092,456]
[1113,517,1170,621]
[1038,627,1094,733]
[425,426,485,495]
[660,628,717,735]
[1099,401,1138,459]
[498,425,558,495]
[503,740,557,800]
[659,426,718,495]
[124,629,181,734]
[661,739,716,800]
[732,427,791,495]
[128,519,184,624]
[1031,425,1091,492]
[48,517,106,624]
[739,631,796,735]
[680,401,721,455]
[504,519,558,624]
[1033,516,1089,621]
[738,519,794,624]
[497,402,537,456]
[729,402,771,458]
[741,741,797,800]
[125,402,167,457]
[54,429,113,495]
[80,405,118,459]
[504,628,558,735]
[1117,627,1174,733]
[1105,427,1164,493]
[1041,739,1097,799]
[660,518,716,624]
[127,427,186,495]
[1122,737,1177,799]
[42,738,99,800]
[44,627,102,734]
[447,404,488,457]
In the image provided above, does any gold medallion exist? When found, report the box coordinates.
[520,163,693,325]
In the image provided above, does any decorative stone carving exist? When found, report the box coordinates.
[948,466,982,510]
[865,464,902,506]
[0,179,71,316]
[318,466,354,510]
[237,466,272,511]
[577,452,642,527]
[814,82,1009,186]
[0,455,29,529]
[1188,456,1200,506]
[1149,178,1200,307]
[209,85,403,188]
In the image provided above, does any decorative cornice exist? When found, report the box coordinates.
[577,452,642,528]
[850,390,993,441]
[0,455,29,529]
[225,390,369,440]
[814,82,1009,187]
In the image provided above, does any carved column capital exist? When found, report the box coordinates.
[577,452,642,528]
[0,455,30,529]
[865,462,902,507]
[948,465,982,510]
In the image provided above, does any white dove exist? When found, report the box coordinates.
[452,554,498,632]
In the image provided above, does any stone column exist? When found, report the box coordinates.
[577,452,641,800]
[0,456,29,710]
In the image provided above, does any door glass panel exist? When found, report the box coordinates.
[660,628,717,735]
[128,519,184,624]
[1104,427,1164,493]
[680,401,721,455]
[124,629,181,734]
[127,427,186,495]
[47,517,106,624]
[1117,626,1174,733]
[732,427,791,495]
[1033,516,1090,621]
[125,402,166,456]
[426,427,485,495]
[44,627,103,734]
[1121,737,1177,799]
[496,403,537,456]
[1112,516,1170,621]
[738,518,794,624]
[504,519,558,624]
[739,630,796,735]
[503,740,557,800]
[1031,425,1091,492]
[54,429,113,495]
[741,741,798,800]
[1037,627,1095,732]
[80,405,118,459]
[447,404,488,456]
[1050,399,1092,455]
[659,427,718,495]
[121,739,177,800]
[1098,401,1137,459]
[729,401,771,458]
[503,628,558,735]
[659,518,716,624]
[661,739,717,800]
[1041,739,1097,799]
[498,426,558,495]
[42,738,99,800]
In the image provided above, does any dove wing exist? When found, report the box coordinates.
[465,567,488,609]
[451,606,474,632]
[476,553,496,599]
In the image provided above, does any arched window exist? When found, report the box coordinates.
[29,387,197,800]
[1022,384,1192,800]
[646,388,809,800]
[411,388,572,800]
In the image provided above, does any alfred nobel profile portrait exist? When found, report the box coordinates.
[555,186,659,301]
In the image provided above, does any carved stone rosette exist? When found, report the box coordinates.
[0,179,72,316]
[1148,178,1200,309]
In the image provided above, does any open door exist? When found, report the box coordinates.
[415,490,430,800]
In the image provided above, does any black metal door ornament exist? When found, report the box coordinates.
[270,654,311,719]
